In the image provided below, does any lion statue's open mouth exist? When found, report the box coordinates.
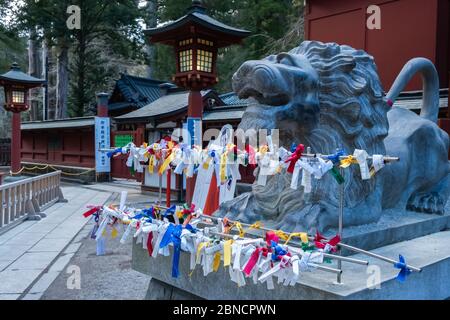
[218,41,450,234]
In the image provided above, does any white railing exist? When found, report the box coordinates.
[0,171,66,229]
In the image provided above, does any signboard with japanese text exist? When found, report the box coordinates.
[95,117,111,173]
[187,117,202,147]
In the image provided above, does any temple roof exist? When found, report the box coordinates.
[0,63,46,86]
[108,74,171,112]
[145,2,250,47]
[115,90,213,122]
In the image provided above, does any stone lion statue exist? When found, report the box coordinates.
[218,41,450,233]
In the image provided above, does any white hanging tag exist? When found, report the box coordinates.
[354,149,370,180]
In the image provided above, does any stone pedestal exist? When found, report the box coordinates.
[133,230,450,300]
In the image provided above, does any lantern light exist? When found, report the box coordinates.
[0,62,46,113]
[145,0,250,90]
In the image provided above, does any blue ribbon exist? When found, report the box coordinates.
[163,205,177,218]
[290,143,297,153]
[327,150,347,164]
[107,148,123,158]
[394,254,412,282]
[184,224,197,234]
[159,224,183,278]
[141,207,156,219]
[271,240,288,261]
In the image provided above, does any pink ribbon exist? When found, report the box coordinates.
[243,248,262,276]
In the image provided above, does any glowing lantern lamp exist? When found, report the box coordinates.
[145,0,250,205]
[0,62,46,174]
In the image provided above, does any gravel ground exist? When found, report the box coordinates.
[40,188,159,300]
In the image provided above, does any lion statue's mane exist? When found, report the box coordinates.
[219,40,449,233]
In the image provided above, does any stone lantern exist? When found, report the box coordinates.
[0,63,46,173]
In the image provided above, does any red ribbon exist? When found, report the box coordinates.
[265,231,279,246]
[314,232,341,253]
[147,232,154,256]
[83,207,101,218]
[182,204,196,227]
[183,204,195,217]
[285,144,305,174]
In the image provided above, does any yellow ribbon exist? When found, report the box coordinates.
[244,222,262,236]
[196,242,208,263]
[220,152,228,183]
[275,230,290,242]
[213,252,221,272]
[234,222,245,238]
[223,240,233,267]
[284,232,309,245]
[159,152,175,175]
[148,155,155,174]
[340,155,359,168]
[203,157,211,170]
[111,227,119,239]
[190,241,209,277]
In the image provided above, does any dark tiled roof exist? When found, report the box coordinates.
[145,6,250,47]
[109,74,169,111]
[0,63,46,86]
[394,89,448,111]
[115,90,211,121]
[203,108,245,121]
[219,92,251,106]
[22,117,95,130]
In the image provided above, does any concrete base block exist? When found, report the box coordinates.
[25,215,41,221]
[133,231,450,300]
[145,279,203,300]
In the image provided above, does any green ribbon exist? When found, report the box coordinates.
[330,167,345,185]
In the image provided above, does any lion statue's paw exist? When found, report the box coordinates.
[406,192,446,215]
[217,193,265,223]
[273,204,329,234]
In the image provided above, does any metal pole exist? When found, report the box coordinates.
[158,174,163,204]
[166,169,171,207]
[198,215,369,266]
[336,166,344,284]
[337,242,422,273]
[209,231,343,275]
[195,212,423,273]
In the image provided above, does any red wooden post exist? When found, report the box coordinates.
[166,169,172,207]
[11,112,21,174]
[96,92,109,118]
[185,90,203,205]
[144,0,250,208]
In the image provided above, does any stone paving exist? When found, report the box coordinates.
[0,184,113,300]
[40,184,159,300]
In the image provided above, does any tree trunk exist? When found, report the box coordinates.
[42,39,49,121]
[28,30,40,121]
[56,42,69,119]
[145,0,158,78]
[47,46,57,120]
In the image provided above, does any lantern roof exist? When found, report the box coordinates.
[0,63,46,87]
[145,1,250,48]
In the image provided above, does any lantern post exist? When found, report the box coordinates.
[0,63,46,174]
[145,0,250,205]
